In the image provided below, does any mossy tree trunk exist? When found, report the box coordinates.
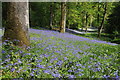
[2,2,30,49]
[60,2,66,33]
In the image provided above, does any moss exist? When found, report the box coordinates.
[2,2,30,50]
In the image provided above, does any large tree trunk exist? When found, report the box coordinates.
[98,2,107,38]
[49,3,53,30]
[60,2,66,33]
[2,2,30,49]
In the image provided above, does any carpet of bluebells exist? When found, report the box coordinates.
[0,29,120,79]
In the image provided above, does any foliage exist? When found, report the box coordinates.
[30,2,61,29]
[106,2,120,35]
[30,2,51,28]
[3,2,118,33]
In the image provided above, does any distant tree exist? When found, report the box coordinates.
[49,3,54,30]
[2,2,30,49]
[60,2,67,33]
[97,3,100,27]
[98,2,108,37]
[66,2,70,29]
[2,2,7,28]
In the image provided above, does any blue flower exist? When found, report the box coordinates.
[43,70,51,74]
[23,70,26,72]
[19,50,23,54]
[76,64,82,66]
[48,66,52,68]
[4,40,9,42]
[43,54,49,58]
[96,68,101,71]
[115,75,119,79]
[8,63,13,66]
[37,59,42,62]
[77,69,83,71]
[56,60,63,65]
[14,63,18,65]
[78,73,83,76]
[36,64,45,68]
[64,57,68,60]
[4,59,10,63]
[103,75,110,78]
[88,65,91,68]
[16,70,20,73]
[52,73,60,78]
[23,53,31,57]
[2,50,5,53]
[11,68,15,72]
[68,75,75,78]
[19,67,23,70]
[30,73,34,76]
[33,68,37,70]
[18,59,22,63]
[12,79,19,80]
[5,65,9,68]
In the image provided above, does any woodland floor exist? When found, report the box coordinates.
[1,28,119,78]
[30,28,118,45]
[0,28,118,46]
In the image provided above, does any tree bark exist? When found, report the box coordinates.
[60,2,66,33]
[90,15,93,27]
[85,13,88,32]
[98,2,107,38]
[97,3,100,27]
[2,2,30,49]
[82,13,85,31]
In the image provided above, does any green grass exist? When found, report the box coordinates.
[1,29,120,78]
[75,32,120,44]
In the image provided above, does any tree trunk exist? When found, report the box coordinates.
[29,2,32,28]
[60,2,66,33]
[90,15,93,27]
[85,13,88,32]
[97,3,100,27]
[67,3,70,29]
[85,27,88,32]
[2,2,30,49]
[49,3,53,30]
[82,14,85,31]
[98,3,107,38]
